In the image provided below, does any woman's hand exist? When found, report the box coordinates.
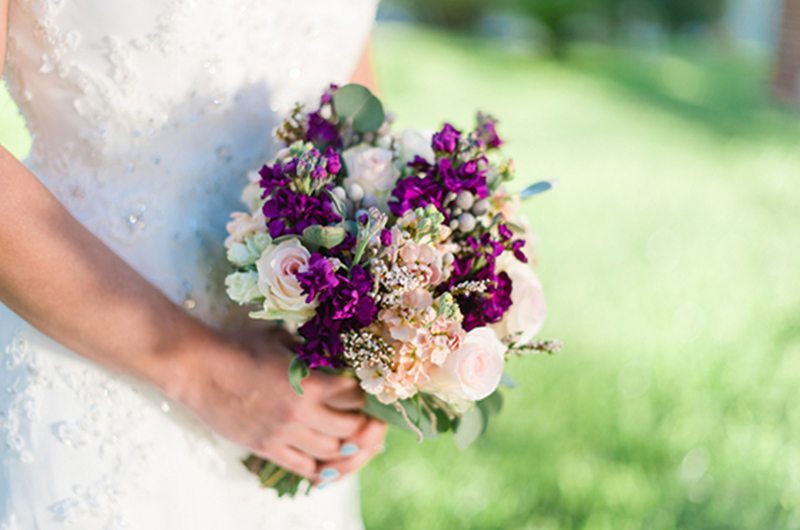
[172,329,386,482]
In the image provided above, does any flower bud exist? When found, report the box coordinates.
[472,199,490,216]
[455,191,474,210]
[347,183,365,202]
[458,212,476,232]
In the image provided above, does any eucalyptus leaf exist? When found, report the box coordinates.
[454,406,486,450]
[500,372,517,389]
[288,356,310,396]
[477,391,504,417]
[333,84,385,133]
[363,395,437,438]
[301,225,347,249]
[520,180,554,199]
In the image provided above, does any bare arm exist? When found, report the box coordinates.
[350,38,379,94]
[0,11,385,481]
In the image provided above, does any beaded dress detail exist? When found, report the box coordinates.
[0,1,377,528]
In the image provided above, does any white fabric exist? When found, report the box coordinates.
[0,1,377,528]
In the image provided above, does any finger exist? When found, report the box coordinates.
[317,419,388,479]
[308,407,367,438]
[285,427,341,461]
[251,444,317,480]
[311,372,360,399]
[324,386,366,411]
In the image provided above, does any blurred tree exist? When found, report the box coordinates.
[774,0,800,105]
[386,0,491,31]
[648,0,728,33]
[514,0,598,57]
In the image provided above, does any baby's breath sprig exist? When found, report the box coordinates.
[341,330,396,370]
[450,279,491,297]
[506,339,563,357]
[275,103,307,146]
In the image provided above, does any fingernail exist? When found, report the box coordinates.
[339,443,359,457]
[320,467,339,480]
[317,481,331,491]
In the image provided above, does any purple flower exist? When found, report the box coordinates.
[380,228,392,247]
[262,187,342,238]
[320,84,339,105]
[476,118,503,149]
[294,264,378,368]
[498,224,513,242]
[432,123,461,153]
[258,162,291,197]
[297,253,340,303]
[511,240,528,263]
[439,158,488,198]
[443,232,520,330]
[389,175,445,216]
[323,147,342,174]
[306,112,340,148]
[460,272,513,330]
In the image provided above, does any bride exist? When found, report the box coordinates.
[0,0,387,528]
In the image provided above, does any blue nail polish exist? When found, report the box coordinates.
[339,443,359,457]
[320,467,339,480]
[317,481,330,491]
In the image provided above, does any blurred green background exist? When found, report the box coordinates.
[3,1,800,528]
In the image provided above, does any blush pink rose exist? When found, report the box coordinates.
[254,239,317,322]
[225,210,266,248]
[425,327,506,402]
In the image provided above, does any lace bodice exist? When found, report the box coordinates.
[3,0,377,324]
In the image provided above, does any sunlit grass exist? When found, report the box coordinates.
[362,24,800,530]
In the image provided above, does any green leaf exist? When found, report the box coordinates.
[363,395,438,438]
[477,391,504,418]
[333,84,385,133]
[500,372,517,389]
[454,406,486,450]
[301,225,347,249]
[288,356,310,396]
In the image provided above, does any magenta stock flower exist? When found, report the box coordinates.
[475,117,503,149]
[432,123,460,153]
[295,258,378,368]
[261,188,341,238]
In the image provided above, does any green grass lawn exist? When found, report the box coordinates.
[3,23,800,530]
[362,25,800,530]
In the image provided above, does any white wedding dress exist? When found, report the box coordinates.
[0,0,378,528]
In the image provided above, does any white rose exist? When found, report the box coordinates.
[342,144,399,197]
[492,256,546,345]
[425,327,506,402]
[224,271,262,305]
[398,128,434,165]
[253,239,317,322]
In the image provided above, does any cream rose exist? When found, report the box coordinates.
[342,144,399,197]
[492,257,546,344]
[253,239,316,322]
[398,128,434,165]
[224,271,261,305]
[425,327,506,402]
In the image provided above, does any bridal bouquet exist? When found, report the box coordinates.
[224,84,557,496]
